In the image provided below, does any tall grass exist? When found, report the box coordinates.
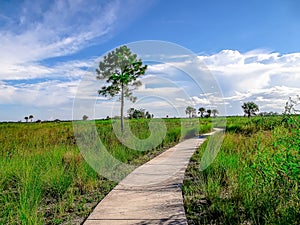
[1,118,210,224]
[183,116,300,224]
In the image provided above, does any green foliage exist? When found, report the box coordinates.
[206,109,212,118]
[183,116,300,225]
[242,101,259,117]
[185,106,196,118]
[127,108,152,119]
[198,107,206,118]
[0,118,209,224]
[226,116,284,134]
[96,45,147,100]
[96,45,147,132]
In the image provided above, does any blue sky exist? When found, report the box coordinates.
[1,0,300,121]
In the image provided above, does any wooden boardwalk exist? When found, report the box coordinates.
[83,134,212,225]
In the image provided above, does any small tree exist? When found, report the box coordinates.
[82,115,88,120]
[132,109,141,119]
[206,109,212,118]
[24,116,28,122]
[29,115,34,122]
[198,107,206,118]
[212,109,219,117]
[185,106,196,118]
[96,45,147,132]
[145,111,152,119]
[127,108,145,119]
[127,108,135,119]
[242,102,259,117]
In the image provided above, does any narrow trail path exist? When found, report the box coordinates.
[84,131,216,225]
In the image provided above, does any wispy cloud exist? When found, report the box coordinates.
[0,79,79,107]
[0,0,153,79]
[0,1,119,64]
[199,50,300,93]
[0,0,155,120]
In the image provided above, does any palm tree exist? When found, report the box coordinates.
[145,111,152,119]
[212,109,219,117]
[185,106,196,118]
[242,102,259,117]
[29,115,34,122]
[206,109,212,118]
[198,107,206,118]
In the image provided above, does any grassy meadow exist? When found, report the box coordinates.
[2,115,298,225]
[183,115,300,225]
[0,118,211,225]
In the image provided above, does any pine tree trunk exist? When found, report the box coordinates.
[120,84,124,133]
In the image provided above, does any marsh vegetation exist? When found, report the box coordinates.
[0,118,211,224]
[183,115,300,225]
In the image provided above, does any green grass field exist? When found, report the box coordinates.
[183,115,300,225]
[0,118,211,225]
[2,115,298,225]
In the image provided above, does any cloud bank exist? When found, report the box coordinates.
[198,50,300,114]
[0,1,299,120]
[1,48,300,120]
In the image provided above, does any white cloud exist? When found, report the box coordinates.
[0,1,118,64]
[202,50,300,86]
[196,50,300,114]
[0,0,153,81]
[122,50,300,116]
[0,0,155,121]
[0,79,80,107]
[190,96,210,105]
[1,41,300,120]
[0,59,95,81]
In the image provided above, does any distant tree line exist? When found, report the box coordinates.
[258,111,279,116]
[185,106,219,118]
[127,108,153,119]
[22,98,294,124]
[185,101,262,118]
[22,116,61,123]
